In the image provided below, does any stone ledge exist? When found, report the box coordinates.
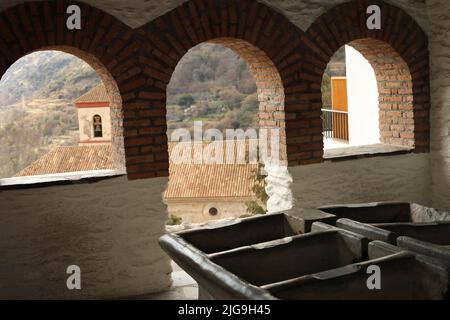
[0,170,126,191]
[323,143,414,162]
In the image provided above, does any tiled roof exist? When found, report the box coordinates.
[74,84,109,104]
[165,141,259,199]
[165,163,258,199]
[15,140,259,199]
[15,145,114,176]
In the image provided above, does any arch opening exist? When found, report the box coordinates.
[320,38,415,158]
[164,38,289,225]
[0,47,125,180]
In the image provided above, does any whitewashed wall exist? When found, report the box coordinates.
[166,198,252,224]
[289,153,431,208]
[345,45,380,146]
[77,106,112,142]
[0,176,171,299]
[264,0,434,213]
[427,0,450,211]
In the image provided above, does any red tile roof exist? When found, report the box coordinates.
[165,141,259,199]
[74,84,109,104]
[165,163,258,199]
[15,145,114,176]
[15,140,259,199]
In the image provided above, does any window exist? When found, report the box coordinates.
[209,207,218,216]
[93,115,103,138]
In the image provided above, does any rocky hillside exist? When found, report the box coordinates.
[0,51,101,178]
[0,51,100,107]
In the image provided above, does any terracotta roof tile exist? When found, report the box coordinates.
[15,145,114,176]
[165,141,259,198]
[74,84,109,104]
[15,140,259,199]
[165,163,258,199]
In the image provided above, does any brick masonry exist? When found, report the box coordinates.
[0,0,431,179]
[303,0,430,153]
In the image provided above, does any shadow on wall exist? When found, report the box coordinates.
[289,153,431,209]
[0,176,171,299]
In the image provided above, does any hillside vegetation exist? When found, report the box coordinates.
[0,44,258,178]
[0,51,100,178]
[167,43,258,137]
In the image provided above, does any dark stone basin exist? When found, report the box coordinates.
[208,229,365,287]
[173,212,306,254]
[264,240,449,300]
[334,219,450,265]
[318,201,449,224]
[315,201,450,265]
[158,212,450,300]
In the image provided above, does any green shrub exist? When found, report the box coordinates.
[166,214,183,226]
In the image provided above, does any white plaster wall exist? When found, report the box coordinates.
[166,198,253,224]
[289,153,431,209]
[0,176,171,299]
[427,0,450,211]
[77,107,112,142]
[345,45,380,146]
[265,164,294,213]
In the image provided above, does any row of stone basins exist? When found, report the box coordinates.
[159,202,450,300]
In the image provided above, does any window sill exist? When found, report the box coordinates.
[323,143,414,161]
[0,169,126,191]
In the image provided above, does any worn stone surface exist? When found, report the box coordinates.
[265,165,294,213]
[289,153,431,209]
[427,0,450,210]
[0,176,171,299]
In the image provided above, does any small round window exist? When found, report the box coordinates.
[208,207,218,216]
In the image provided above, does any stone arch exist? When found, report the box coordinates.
[302,0,430,155]
[0,0,138,172]
[124,0,308,179]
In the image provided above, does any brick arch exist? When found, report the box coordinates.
[303,0,430,154]
[0,0,138,172]
[125,0,308,178]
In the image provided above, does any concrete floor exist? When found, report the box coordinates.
[323,137,350,149]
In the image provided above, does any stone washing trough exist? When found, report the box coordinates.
[263,239,449,300]
[170,212,304,255]
[335,218,450,245]
[316,201,450,264]
[317,201,450,224]
[158,213,450,300]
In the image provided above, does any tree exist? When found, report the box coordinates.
[245,162,269,215]
[178,94,195,109]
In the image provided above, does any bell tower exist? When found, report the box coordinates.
[74,84,112,146]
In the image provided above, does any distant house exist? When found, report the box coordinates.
[16,85,259,223]
[165,142,259,223]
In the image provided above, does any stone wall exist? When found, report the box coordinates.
[427,0,450,211]
[288,153,431,209]
[166,197,253,224]
[0,176,171,299]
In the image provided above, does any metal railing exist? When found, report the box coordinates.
[321,109,349,141]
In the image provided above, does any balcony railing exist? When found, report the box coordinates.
[321,109,349,141]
